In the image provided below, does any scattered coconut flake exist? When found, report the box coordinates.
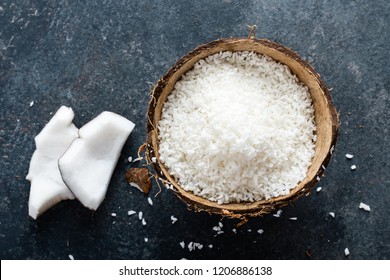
[29,101,34,107]
[171,215,178,224]
[132,157,143,162]
[144,238,148,242]
[111,213,117,217]
[127,156,133,162]
[232,228,237,234]
[147,197,153,206]
[208,244,213,249]
[316,176,321,181]
[151,157,157,163]
[330,145,335,154]
[138,211,143,220]
[218,222,223,228]
[346,154,353,159]
[351,165,356,170]
[188,242,194,251]
[344,248,350,256]
[142,218,146,225]
[316,187,322,192]
[217,231,224,235]
[273,209,283,218]
[257,229,264,234]
[212,226,221,232]
[359,202,371,212]
[247,229,252,232]
[329,212,335,218]
[322,165,326,170]
[289,217,298,221]
[69,254,74,260]
[180,241,185,249]
[165,184,173,190]
[128,210,136,216]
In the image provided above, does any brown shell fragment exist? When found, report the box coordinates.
[125,168,151,194]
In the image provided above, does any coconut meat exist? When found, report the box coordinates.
[26,106,78,219]
[58,111,135,210]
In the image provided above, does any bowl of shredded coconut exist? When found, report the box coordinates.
[146,38,339,218]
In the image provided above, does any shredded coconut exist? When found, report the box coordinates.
[142,218,146,225]
[180,241,185,248]
[289,217,298,221]
[127,156,133,162]
[144,238,148,242]
[158,51,316,203]
[171,215,178,224]
[69,254,74,260]
[346,154,353,159]
[257,229,264,234]
[127,210,136,216]
[351,165,356,170]
[232,228,237,234]
[273,209,283,218]
[329,212,335,218]
[344,248,350,256]
[316,187,322,192]
[111,213,117,217]
[132,157,143,162]
[147,197,153,206]
[359,202,371,212]
[138,211,143,220]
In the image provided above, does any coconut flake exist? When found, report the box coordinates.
[208,244,213,249]
[144,238,148,242]
[344,248,350,256]
[232,228,237,234]
[171,215,178,224]
[257,229,264,234]
[273,209,283,218]
[351,165,356,170]
[289,217,298,221]
[151,157,157,163]
[316,187,322,192]
[142,218,146,225]
[132,157,143,162]
[111,213,117,217]
[346,154,353,159]
[180,241,185,249]
[329,212,335,218]
[147,197,153,206]
[359,202,371,212]
[127,210,136,216]
[127,156,133,162]
[316,176,321,181]
[138,211,143,220]
[29,101,34,107]
[69,254,74,260]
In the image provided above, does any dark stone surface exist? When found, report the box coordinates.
[0,0,389,260]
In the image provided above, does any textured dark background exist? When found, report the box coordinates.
[1,0,389,260]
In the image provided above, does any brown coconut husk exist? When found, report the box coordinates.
[145,38,340,219]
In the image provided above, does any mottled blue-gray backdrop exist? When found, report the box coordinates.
[0,0,389,259]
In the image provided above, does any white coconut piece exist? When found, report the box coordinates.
[58,112,135,210]
[359,202,371,212]
[26,106,78,219]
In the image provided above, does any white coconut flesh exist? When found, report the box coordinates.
[26,106,78,219]
[58,111,135,210]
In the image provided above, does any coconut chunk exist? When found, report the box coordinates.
[58,112,135,210]
[26,106,78,219]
